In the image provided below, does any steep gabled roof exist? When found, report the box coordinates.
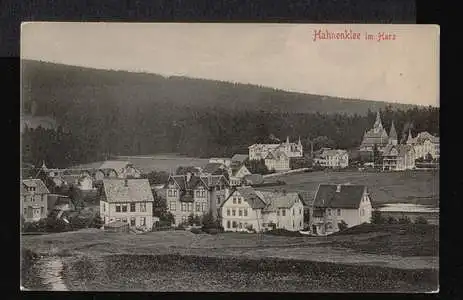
[313,184,366,209]
[231,187,267,209]
[201,163,225,175]
[21,179,50,194]
[259,191,301,212]
[102,179,154,203]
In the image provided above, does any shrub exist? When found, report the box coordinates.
[415,216,429,225]
[338,220,348,231]
[398,216,411,224]
[190,228,202,234]
[371,209,385,224]
[386,216,398,224]
[187,214,201,226]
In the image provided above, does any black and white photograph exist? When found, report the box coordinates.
[20,22,439,292]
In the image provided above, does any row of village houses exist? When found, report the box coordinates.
[248,111,439,171]
[21,172,373,236]
[21,111,439,234]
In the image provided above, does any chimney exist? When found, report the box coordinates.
[336,184,342,192]
[186,172,192,183]
[124,178,128,187]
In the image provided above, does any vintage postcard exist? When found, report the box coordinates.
[20,22,439,292]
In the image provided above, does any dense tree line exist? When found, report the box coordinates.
[21,105,439,168]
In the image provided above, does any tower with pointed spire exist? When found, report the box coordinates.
[359,111,389,152]
[406,128,414,145]
[388,121,398,145]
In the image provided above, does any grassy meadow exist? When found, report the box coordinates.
[259,170,439,207]
[21,224,438,292]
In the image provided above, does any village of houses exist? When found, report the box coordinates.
[21,111,440,237]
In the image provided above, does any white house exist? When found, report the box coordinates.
[21,179,50,222]
[248,136,303,161]
[314,149,349,168]
[99,161,142,179]
[382,144,416,171]
[309,184,372,236]
[406,130,440,160]
[228,163,252,186]
[221,187,304,232]
[100,178,154,230]
[264,151,290,172]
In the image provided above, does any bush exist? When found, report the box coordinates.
[371,209,385,224]
[415,216,429,225]
[190,228,203,234]
[338,220,348,231]
[386,216,398,224]
[398,216,411,224]
[265,229,304,237]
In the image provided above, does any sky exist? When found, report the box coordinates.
[21,23,439,107]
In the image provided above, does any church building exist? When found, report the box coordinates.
[359,111,390,153]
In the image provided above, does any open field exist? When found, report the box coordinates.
[21,224,438,292]
[258,170,439,207]
[74,154,209,173]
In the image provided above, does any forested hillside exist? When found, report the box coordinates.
[21,60,439,168]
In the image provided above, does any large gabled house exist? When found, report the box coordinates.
[164,172,231,225]
[382,144,416,171]
[309,184,372,236]
[99,178,154,230]
[220,187,304,232]
[228,163,252,186]
[21,179,50,222]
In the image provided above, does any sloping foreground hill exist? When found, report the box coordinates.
[21,59,417,117]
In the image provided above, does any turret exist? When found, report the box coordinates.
[388,121,398,145]
[373,111,383,132]
[286,136,290,144]
[407,128,414,145]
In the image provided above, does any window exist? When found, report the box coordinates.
[170,201,176,211]
[282,209,286,216]
[196,191,200,197]
[140,217,146,226]
[293,209,295,216]
[188,203,193,212]
[122,205,127,212]
[277,210,280,216]
[103,204,106,212]
[239,222,242,229]
[130,217,136,226]
[337,209,341,216]
[361,208,364,216]
[227,221,231,228]
[327,209,331,216]
[244,209,248,217]
[233,197,236,204]
[232,209,236,216]
[238,209,242,217]
[140,203,146,212]
[201,190,205,197]
[201,202,207,212]
[173,190,177,196]
[122,218,127,223]
[168,190,172,197]
[217,198,221,204]
[232,221,237,228]
[116,205,121,212]
[196,203,201,212]
[130,203,136,212]
[23,208,26,216]
[238,198,241,204]
[40,207,44,216]
[227,209,230,216]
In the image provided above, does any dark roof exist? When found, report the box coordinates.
[21,179,50,194]
[201,163,225,175]
[313,184,366,209]
[382,144,414,157]
[232,187,267,209]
